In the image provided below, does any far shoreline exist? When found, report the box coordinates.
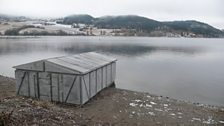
[0,35,224,39]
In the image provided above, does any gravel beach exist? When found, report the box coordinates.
[0,75,224,126]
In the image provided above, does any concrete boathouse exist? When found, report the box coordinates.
[13,52,117,104]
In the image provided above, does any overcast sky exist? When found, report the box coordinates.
[0,0,223,29]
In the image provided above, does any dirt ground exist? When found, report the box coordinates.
[0,75,224,126]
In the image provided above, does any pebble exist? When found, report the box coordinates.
[129,103,138,107]
[150,102,157,105]
[170,113,175,116]
[134,99,142,103]
[164,104,168,107]
[146,95,151,98]
[145,104,152,108]
[139,103,143,108]
[113,115,117,119]
[148,112,155,116]
[154,108,163,112]
[191,118,201,121]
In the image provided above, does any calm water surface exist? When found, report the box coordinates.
[0,36,224,106]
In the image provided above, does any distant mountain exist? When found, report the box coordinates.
[61,14,224,37]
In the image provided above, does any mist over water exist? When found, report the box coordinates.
[0,36,224,106]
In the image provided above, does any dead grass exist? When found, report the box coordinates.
[29,99,54,109]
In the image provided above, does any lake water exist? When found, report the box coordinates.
[0,36,224,106]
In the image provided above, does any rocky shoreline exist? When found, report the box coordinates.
[0,75,224,126]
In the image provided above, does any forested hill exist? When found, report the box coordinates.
[163,21,223,37]
[61,14,224,37]
[62,14,94,24]
[94,15,162,31]
[0,14,28,21]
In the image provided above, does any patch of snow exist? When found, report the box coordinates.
[219,121,224,124]
[164,108,172,112]
[145,104,152,108]
[178,116,182,119]
[146,95,151,98]
[202,120,212,124]
[148,112,155,116]
[177,112,182,115]
[163,104,168,107]
[202,116,215,124]
[129,103,138,107]
[139,103,144,108]
[196,103,204,107]
[55,23,72,28]
[170,113,175,116]
[154,108,163,112]
[191,118,201,122]
[134,99,142,103]
[150,102,157,105]
[132,111,136,114]
[55,116,62,120]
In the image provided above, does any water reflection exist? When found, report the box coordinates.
[0,38,201,57]
[63,44,201,57]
